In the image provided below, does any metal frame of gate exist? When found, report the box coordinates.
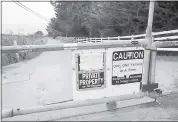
[1,1,178,119]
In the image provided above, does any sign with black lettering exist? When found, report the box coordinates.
[112,50,144,85]
[78,72,104,89]
[76,51,106,91]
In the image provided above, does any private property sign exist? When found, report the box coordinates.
[76,50,106,91]
[78,71,104,89]
[72,49,107,101]
[112,50,144,85]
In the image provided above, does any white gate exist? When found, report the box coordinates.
[1,1,178,120]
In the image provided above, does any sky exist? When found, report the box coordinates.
[2,1,55,35]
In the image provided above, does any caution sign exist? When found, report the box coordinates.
[112,50,144,85]
[78,72,104,89]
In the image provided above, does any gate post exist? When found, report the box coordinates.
[142,1,158,93]
[149,40,157,84]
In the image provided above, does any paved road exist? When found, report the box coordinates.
[2,38,178,120]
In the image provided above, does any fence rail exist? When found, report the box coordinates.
[76,36,178,43]
[2,40,178,53]
[1,39,146,53]
[75,29,178,43]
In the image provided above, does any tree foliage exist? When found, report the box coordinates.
[34,31,44,36]
[46,1,178,37]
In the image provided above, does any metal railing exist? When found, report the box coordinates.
[1,39,178,53]
[1,39,146,53]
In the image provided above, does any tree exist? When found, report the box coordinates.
[34,31,44,36]
[46,1,178,38]
[153,1,178,32]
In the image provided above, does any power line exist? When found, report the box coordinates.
[12,0,62,35]
[12,0,49,22]
[17,1,49,21]
[13,0,48,21]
